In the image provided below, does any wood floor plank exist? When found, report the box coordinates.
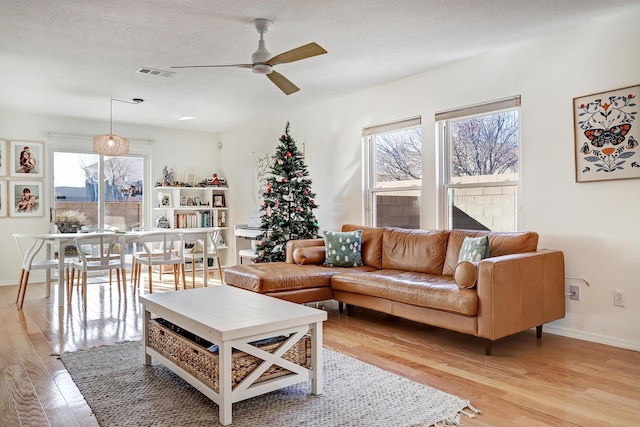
[0,279,639,427]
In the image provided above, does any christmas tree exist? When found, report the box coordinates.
[255,123,319,263]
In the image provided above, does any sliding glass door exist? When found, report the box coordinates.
[53,151,144,231]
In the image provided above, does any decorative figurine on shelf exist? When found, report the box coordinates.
[161,166,175,187]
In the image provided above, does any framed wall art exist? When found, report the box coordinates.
[10,181,43,217]
[0,140,7,176]
[0,180,7,217]
[10,140,44,178]
[573,84,639,182]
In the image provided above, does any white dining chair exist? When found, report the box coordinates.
[13,233,59,310]
[69,232,127,307]
[130,227,166,288]
[183,228,224,287]
[132,231,185,294]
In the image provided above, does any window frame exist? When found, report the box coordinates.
[363,116,422,227]
[437,96,522,231]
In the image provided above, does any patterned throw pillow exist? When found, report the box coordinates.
[458,236,490,262]
[323,230,364,267]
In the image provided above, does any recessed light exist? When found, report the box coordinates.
[177,116,196,121]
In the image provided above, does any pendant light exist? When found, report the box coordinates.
[93,98,143,156]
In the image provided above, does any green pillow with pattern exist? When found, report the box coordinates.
[458,236,490,262]
[323,230,364,267]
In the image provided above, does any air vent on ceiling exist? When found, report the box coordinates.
[136,67,175,78]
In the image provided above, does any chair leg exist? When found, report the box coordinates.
[131,258,137,288]
[181,263,186,290]
[16,268,26,305]
[109,270,113,288]
[173,264,179,290]
[192,259,196,288]
[116,269,121,297]
[82,272,88,308]
[148,265,153,294]
[17,270,29,309]
[69,268,76,303]
[216,257,223,284]
[121,268,127,301]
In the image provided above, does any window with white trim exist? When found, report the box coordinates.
[437,96,521,231]
[363,117,422,228]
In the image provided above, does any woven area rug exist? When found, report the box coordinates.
[59,341,479,426]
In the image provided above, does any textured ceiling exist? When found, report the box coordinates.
[0,0,638,133]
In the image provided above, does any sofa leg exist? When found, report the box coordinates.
[338,302,344,314]
[485,339,493,356]
[346,304,354,316]
[536,325,543,339]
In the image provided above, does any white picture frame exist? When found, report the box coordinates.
[0,140,7,176]
[0,180,7,217]
[184,171,197,186]
[10,140,44,178]
[10,180,44,217]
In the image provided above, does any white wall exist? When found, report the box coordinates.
[221,9,640,351]
[0,110,220,283]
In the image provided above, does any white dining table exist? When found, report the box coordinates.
[41,228,222,307]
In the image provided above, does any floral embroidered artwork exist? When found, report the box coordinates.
[574,85,639,182]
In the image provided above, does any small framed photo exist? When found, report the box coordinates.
[184,171,197,186]
[0,140,7,176]
[10,141,44,178]
[213,194,225,207]
[160,193,171,207]
[0,180,7,217]
[10,181,43,217]
[193,196,201,206]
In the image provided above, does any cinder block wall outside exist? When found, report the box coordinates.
[55,202,142,231]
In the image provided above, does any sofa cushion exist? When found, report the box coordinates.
[285,238,325,263]
[442,229,539,276]
[342,224,384,269]
[331,270,478,317]
[323,230,364,267]
[458,236,490,262]
[454,261,478,288]
[224,262,374,294]
[293,246,325,265]
[381,228,449,275]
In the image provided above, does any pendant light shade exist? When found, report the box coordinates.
[93,134,130,156]
[93,97,143,156]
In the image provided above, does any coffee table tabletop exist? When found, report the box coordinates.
[139,285,327,425]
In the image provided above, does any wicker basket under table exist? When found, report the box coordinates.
[147,318,311,393]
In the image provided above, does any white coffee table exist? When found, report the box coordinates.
[139,286,327,425]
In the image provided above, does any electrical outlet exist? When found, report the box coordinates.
[569,285,580,301]
[614,290,625,307]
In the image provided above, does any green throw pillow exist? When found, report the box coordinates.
[458,236,490,262]
[323,230,364,267]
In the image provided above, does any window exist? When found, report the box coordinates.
[53,151,145,231]
[363,117,422,228]
[437,96,521,231]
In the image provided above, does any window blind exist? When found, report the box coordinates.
[362,116,421,137]
[435,95,521,122]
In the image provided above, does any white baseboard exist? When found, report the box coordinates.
[543,324,640,352]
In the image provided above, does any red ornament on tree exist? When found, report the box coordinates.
[285,152,291,158]
[281,178,287,183]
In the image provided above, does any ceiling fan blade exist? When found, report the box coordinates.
[170,64,252,69]
[267,71,300,95]
[267,42,327,66]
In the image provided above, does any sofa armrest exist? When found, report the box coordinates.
[476,249,565,341]
[285,238,325,263]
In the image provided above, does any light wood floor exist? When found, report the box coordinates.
[1,278,639,427]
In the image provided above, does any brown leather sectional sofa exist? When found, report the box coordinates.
[223,224,565,354]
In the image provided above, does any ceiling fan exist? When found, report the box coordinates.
[171,18,327,95]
